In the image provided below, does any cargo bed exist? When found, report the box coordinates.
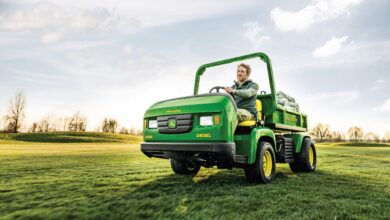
[265,105,308,132]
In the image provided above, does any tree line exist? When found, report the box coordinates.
[310,123,390,143]
[2,91,389,141]
[1,91,142,135]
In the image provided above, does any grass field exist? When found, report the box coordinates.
[1,133,389,219]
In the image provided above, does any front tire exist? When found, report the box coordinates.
[170,159,200,175]
[244,141,276,184]
[289,138,317,172]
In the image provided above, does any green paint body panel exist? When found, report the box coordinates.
[234,128,275,164]
[144,95,237,143]
[269,106,307,129]
[142,52,311,164]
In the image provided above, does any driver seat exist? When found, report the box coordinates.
[237,100,262,127]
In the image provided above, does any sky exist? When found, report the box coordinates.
[0,0,389,135]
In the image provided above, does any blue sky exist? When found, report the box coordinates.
[0,0,389,135]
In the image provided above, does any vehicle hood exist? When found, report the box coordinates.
[144,93,236,118]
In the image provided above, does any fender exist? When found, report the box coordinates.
[247,127,276,164]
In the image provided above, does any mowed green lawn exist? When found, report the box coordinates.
[1,133,389,219]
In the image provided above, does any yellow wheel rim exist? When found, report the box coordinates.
[308,146,314,167]
[262,150,273,177]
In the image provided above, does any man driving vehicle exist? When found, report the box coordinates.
[224,63,259,122]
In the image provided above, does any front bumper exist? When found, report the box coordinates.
[141,142,236,162]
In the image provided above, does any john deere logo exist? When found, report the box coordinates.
[168,119,177,129]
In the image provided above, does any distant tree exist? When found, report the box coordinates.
[364,132,380,141]
[126,127,142,136]
[102,118,110,132]
[310,123,331,140]
[61,117,71,132]
[384,131,390,141]
[5,121,17,133]
[29,114,71,133]
[38,118,50,132]
[4,91,26,133]
[119,127,129,134]
[108,119,118,133]
[29,122,39,133]
[68,112,87,132]
[348,126,364,140]
[129,126,137,135]
[331,131,346,141]
[0,118,4,132]
[101,118,118,133]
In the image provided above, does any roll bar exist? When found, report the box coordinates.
[193,52,277,114]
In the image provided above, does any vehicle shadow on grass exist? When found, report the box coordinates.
[106,169,390,219]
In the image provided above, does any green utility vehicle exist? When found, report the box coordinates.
[141,52,316,183]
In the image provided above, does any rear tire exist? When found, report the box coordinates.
[244,141,276,184]
[289,138,317,172]
[170,159,200,175]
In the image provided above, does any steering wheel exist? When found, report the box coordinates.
[208,86,237,110]
[209,86,225,93]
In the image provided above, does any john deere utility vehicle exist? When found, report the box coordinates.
[141,52,316,183]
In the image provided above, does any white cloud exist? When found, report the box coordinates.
[40,32,62,44]
[306,90,359,102]
[58,43,171,81]
[243,22,271,47]
[375,79,385,84]
[313,36,349,58]
[0,1,257,31]
[0,0,258,45]
[270,0,362,32]
[0,2,140,32]
[374,99,390,112]
[368,79,386,92]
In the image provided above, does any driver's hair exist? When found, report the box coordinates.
[238,63,251,76]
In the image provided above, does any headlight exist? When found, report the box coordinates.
[200,116,213,126]
[148,120,158,129]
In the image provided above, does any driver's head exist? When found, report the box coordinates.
[236,63,251,83]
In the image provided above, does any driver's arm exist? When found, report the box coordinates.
[233,84,259,98]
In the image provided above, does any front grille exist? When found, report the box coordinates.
[157,114,193,134]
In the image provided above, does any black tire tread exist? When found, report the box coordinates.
[289,138,317,173]
[170,159,200,175]
[244,141,276,184]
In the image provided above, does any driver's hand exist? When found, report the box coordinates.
[224,87,233,94]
